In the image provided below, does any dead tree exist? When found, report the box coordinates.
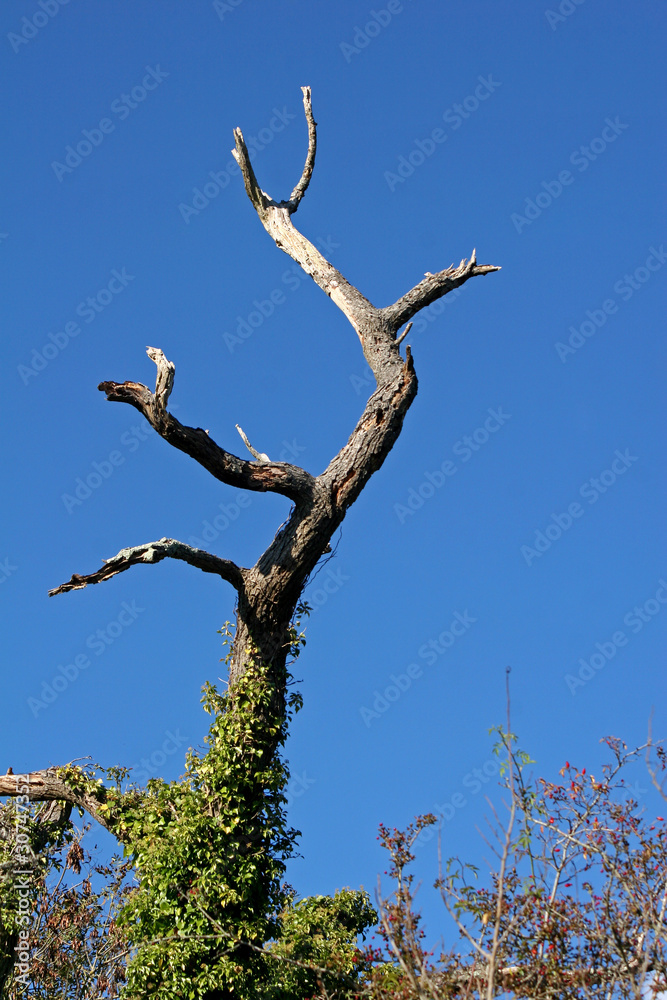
[0,86,498,849]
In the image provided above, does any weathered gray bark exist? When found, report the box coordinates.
[8,86,499,810]
[0,771,111,833]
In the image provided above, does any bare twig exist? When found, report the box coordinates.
[396,321,413,347]
[485,666,516,999]
[288,86,317,209]
[97,362,315,502]
[235,424,270,463]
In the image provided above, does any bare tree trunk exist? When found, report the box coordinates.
[3,84,499,844]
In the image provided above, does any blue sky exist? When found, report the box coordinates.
[1,0,665,948]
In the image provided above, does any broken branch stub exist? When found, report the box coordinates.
[146,346,175,412]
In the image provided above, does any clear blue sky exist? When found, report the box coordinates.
[1,0,665,945]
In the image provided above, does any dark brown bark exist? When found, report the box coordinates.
[96,348,316,504]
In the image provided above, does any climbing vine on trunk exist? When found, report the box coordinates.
[0,88,499,995]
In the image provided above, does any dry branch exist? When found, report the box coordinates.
[48,538,246,597]
[232,95,499,373]
[288,85,317,209]
[382,249,501,332]
[97,347,315,503]
[0,770,115,834]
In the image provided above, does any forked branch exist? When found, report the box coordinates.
[98,347,316,503]
[232,89,499,378]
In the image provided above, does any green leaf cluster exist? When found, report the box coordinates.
[115,639,300,997]
[2,609,379,998]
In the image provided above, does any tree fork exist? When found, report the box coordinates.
[7,87,498,822]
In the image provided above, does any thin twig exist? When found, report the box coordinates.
[289,86,317,209]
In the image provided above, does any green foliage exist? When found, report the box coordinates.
[265,888,377,998]
[6,645,666,1000]
[0,797,73,962]
[0,607,386,997]
[107,608,376,997]
[109,629,297,997]
[1,799,132,998]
